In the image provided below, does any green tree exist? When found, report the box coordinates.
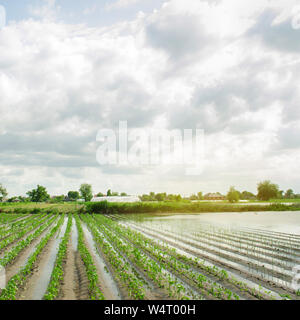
[284,189,294,199]
[80,184,93,202]
[189,194,198,201]
[107,189,112,196]
[240,191,256,200]
[155,193,167,201]
[96,192,104,197]
[7,196,18,203]
[0,183,8,202]
[278,190,284,199]
[149,192,156,201]
[50,195,65,203]
[68,191,80,201]
[120,192,127,196]
[175,194,182,201]
[26,185,50,202]
[257,180,279,201]
[18,196,29,203]
[139,194,151,201]
[227,186,240,203]
[197,192,203,200]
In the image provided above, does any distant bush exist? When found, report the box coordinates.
[31,208,42,214]
[12,208,30,214]
[86,201,109,214]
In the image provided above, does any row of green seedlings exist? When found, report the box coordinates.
[185,226,300,264]
[0,214,30,230]
[101,219,232,300]
[231,226,300,246]
[199,225,300,253]
[163,227,292,289]
[189,226,300,262]
[0,213,51,252]
[0,214,26,225]
[74,214,105,300]
[0,214,44,241]
[83,215,174,299]
[0,213,47,239]
[134,223,293,279]
[92,216,199,300]
[0,214,59,267]
[126,221,287,287]
[123,215,295,251]
[192,229,297,272]
[0,215,65,300]
[0,213,38,233]
[88,214,202,300]
[109,216,298,298]
[116,221,267,300]
[97,215,238,300]
[43,215,73,300]
[121,220,278,300]
[80,214,146,300]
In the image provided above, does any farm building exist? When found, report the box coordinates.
[91,196,140,203]
[203,193,226,200]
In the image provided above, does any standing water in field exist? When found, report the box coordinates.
[72,217,78,250]
[134,211,300,235]
[121,211,300,296]
[31,217,68,300]
[81,223,121,300]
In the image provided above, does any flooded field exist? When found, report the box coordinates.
[136,211,300,234]
[0,211,299,300]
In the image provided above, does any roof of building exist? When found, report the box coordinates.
[91,196,140,203]
[204,193,225,198]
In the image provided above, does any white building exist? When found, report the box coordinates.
[91,196,140,203]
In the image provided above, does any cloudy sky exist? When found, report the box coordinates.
[1,0,300,197]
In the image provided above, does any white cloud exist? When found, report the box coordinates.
[1,0,300,196]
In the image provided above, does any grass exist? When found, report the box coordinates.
[268,199,300,203]
[2,199,300,215]
[0,202,83,213]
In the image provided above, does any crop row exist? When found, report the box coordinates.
[0,214,58,267]
[0,214,26,225]
[43,215,73,300]
[130,223,294,279]
[0,215,65,300]
[74,215,105,300]
[0,213,51,252]
[80,214,146,299]
[0,214,42,240]
[88,214,206,299]
[96,215,243,300]
[120,219,293,298]
[115,219,279,300]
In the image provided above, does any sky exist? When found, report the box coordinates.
[1,0,300,197]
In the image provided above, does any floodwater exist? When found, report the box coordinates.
[31,217,68,300]
[134,211,300,235]
[121,211,300,293]
[81,223,121,300]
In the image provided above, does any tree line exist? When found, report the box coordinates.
[0,183,129,203]
[0,180,299,203]
[139,181,300,203]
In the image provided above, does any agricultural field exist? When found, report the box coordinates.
[0,209,299,300]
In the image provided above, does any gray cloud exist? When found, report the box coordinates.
[247,9,300,52]
[146,15,211,59]
[1,0,300,195]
